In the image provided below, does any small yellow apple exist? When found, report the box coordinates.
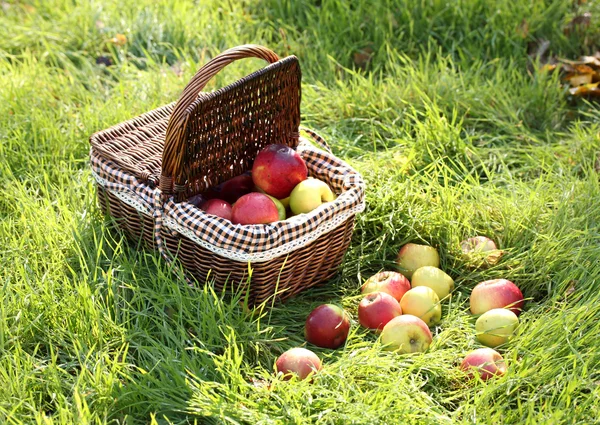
[400,287,442,326]
[289,178,335,215]
[475,308,519,348]
[411,266,454,300]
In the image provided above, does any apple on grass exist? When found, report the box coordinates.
[380,314,433,354]
[470,279,525,316]
[461,236,502,267]
[305,304,350,349]
[461,348,507,381]
[231,193,279,225]
[275,347,322,381]
[475,308,519,348]
[411,266,454,300]
[289,178,336,215]
[201,199,233,221]
[361,271,411,302]
[400,286,442,327]
[253,144,308,199]
[358,292,402,332]
[396,243,440,279]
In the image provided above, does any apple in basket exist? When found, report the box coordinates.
[252,144,308,199]
[289,178,336,215]
[275,347,322,380]
[219,173,255,204]
[201,199,233,221]
[231,192,279,225]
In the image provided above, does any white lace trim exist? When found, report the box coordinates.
[91,170,365,263]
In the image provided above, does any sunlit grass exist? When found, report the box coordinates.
[1,0,600,423]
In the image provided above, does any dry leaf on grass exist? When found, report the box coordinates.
[109,33,127,46]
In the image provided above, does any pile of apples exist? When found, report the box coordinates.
[275,236,526,382]
[188,144,335,224]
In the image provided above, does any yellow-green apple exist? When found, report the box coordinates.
[305,304,350,349]
[396,243,440,279]
[460,348,507,380]
[400,287,442,326]
[361,271,411,302]
[411,266,454,300]
[274,347,322,380]
[358,292,402,332]
[252,144,308,199]
[201,199,233,221]
[289,178,336,215]
[265,195,286,221]
[231,193,279,225]
[460,236,502,267]
[380,314,433,354]
[475,308,519,348]
[470,279,524,316]
[219,173,255,204]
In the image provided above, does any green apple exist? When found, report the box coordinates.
[279,196,290,209]
[411,266,454,300]
[475,308,519,348]
[400,287,442,326]
[289,178,336,215]
[266,195,286,221]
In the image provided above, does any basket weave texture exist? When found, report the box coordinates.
[89,45,365,304]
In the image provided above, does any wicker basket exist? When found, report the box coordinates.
[89,45,365,304]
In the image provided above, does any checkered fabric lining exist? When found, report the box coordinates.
[90,131,365,263]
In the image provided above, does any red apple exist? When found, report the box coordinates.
[274,347,322,380]
[470,279,524,316]
[252,144,308,199]
[220,173,255,204]
[231,193,279,225]
[201,199,232,221]
[305,304,350,349]
[358,292,402,332]
[396,243,440,279]
[361,271,411,302]
[380,314,433,354]
[460,348,507,381]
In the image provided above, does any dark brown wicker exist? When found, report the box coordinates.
[91,45,358,305]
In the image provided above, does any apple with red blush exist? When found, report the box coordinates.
[201,199,232,221]
[274,347,322,380]
[231,193,279,225]
[460,348,507,380]
[361,271,411,302]
[470,279,525,316]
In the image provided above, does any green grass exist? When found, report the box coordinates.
[2,0,600,423]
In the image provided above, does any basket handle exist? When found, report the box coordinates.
[160,45,281,194]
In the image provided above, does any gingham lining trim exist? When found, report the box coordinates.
[90,134,365,262]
